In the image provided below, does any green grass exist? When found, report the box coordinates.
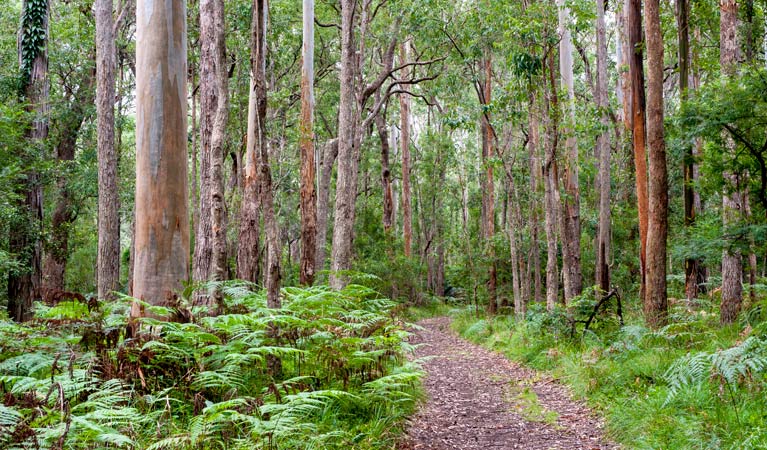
[504,383,560,426]
[446,299,767,450]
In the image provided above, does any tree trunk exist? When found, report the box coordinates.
[628,0,649,300]
[96,0,120,301]
[193,0,229,309]
[481,54,497,314]
[132,0,189,316]
[720,0,743,324]
[528,91,543,304]
[10,0,50,321]
[543,54,560,311]
[677,0,699,301]
[557,0,582,302]
[507,180,523,317]
[400,42,413,258]
[619,0,631,131]
[42,71,94,298]
[329,0,358,290]
[595,0,611,293]
[250,0,280,308]
[644,0,669,327]
[299,0,317,286]
[376,113,395,234]
[316,138,338,274]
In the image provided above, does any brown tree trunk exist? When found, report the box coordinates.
[595,0,611,293]
[482,54,497,314]
[10,0,50,321]
[299,0,317,286]
[251,0,280,308]
[376,112,395,234]
[557,0,582,302]
[677,0,699,301]
[193,0,229,309]
[528,91,543,304]
[543,54,560,312]
[628,0,649,300]
[720,0,743,323]
[132,0,189,316]
[315,138,338,273]
[96,0,120,301]
[507,178,523,317]
[644,0,669,327]
[329,0,358,289]
[400,43,413,258]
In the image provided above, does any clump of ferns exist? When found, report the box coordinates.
[0,281,421,448]
[664,328,767,426]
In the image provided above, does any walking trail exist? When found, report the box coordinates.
[399,317,616,450]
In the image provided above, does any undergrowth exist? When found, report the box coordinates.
[0,283,422,449]
[444,294,767,449]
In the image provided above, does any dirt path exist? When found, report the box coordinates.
[399,317,615,450]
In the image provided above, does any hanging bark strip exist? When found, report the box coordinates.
[132,0,190,316]
[299,0,317,286]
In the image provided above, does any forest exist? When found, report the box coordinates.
[1,0,767,447]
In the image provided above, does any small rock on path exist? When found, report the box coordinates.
[399,317,616,450]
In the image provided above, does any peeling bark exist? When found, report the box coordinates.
[299,0,317,285]
[132,0,190,315]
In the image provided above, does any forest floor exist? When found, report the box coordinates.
[399,317,616,450]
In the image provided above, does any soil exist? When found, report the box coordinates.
[399,316,616,450]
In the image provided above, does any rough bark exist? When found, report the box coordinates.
[95,0,120,301]
[132,0,189,316]
[193,0,229,309]
[299,0,317,285]
[528,91,543,304]
[251,0,280,308]
[507,178,523,317]
[400,42,413,258]
[720,0,743,324]
[316,138,338,273]
[543,54,560,311]
[481,54,497,314]
[328,0,358,289]
[557,0,582,302]
[10,0,49,321]
[644,0,669,327]
[376,113,395,233]
[628,0,649,300]
[676,0,698,301]
[595,0,611,293]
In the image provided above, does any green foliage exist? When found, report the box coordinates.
[19,0,47,90]
[0,284,422,449]
[449,299,767,449]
